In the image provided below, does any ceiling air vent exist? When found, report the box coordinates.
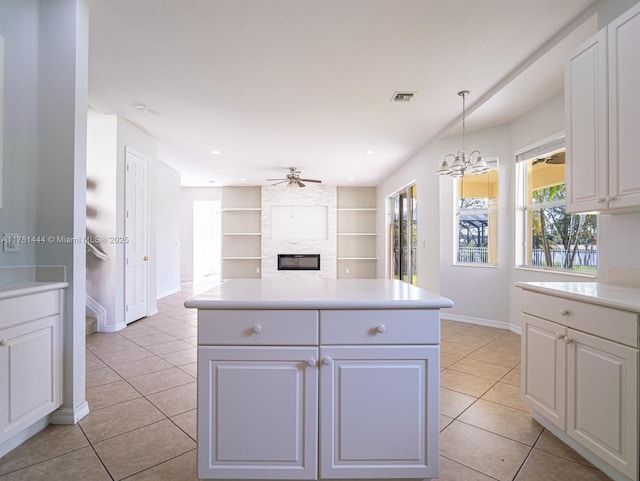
[392,91,415,102]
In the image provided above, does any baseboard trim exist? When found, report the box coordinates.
[99,322,127,332]
[157,286,181,299]
[440,313,521,336]
[50,401,90,425]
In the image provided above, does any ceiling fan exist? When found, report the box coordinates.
[531,151,566,166]
[267,167,322,188]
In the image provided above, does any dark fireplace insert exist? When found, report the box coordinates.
[277,254,321,271]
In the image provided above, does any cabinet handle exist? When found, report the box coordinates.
[0,339,5,347]
[555,333,566,341]
[375,323,386,334]
[322,356,332,366]
[306,358,317,368]
[598,197,606,203]
[564,337,574,344]
[252,324,262,334]
[559,309,570,316]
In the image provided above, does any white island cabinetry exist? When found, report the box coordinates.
[188,279,451,481]
[517,282,639,481]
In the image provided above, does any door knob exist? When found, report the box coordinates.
[322,356,332,366]
[375,323,386,333]
[252,324,262,334]
[0,339,6,347]
[143,256,149,261]
[306,358,317,367]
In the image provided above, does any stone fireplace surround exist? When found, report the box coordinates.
[261,185,337,279]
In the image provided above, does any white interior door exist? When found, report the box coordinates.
[125,148,149,324]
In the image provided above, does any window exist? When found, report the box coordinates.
[389,184,417,285]
[455,158,498,265]
[517,140,597,272]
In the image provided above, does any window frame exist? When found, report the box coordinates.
[515,135,598,275]
[454,156,499,267]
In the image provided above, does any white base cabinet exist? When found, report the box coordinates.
[0,287,64,445]
[520,288,639,481]
[197,308,440,480]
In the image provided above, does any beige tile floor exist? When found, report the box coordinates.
[0,281,613,481]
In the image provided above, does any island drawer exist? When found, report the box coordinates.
[198,310,318,345]
[320,309,439,345]
[521,290,639,348]
[0,290,60,330]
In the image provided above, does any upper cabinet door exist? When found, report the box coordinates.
[565,28,608,214]
[608,3,640,210]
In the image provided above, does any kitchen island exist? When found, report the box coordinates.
[185,279,453,481]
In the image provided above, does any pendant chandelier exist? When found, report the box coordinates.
[437,90,489,177]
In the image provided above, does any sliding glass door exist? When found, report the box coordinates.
[389,184,417,286]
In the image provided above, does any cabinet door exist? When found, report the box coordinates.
[566,329,638,480]
[198,346,318,480]
[565,28,608,213]
[521,314,566,429]
[0,315,60,444]
[319,345,438,479]
[608,2,640,210]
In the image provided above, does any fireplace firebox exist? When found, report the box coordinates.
[277,254,321,271]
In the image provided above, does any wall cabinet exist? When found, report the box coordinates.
[197,308,439,480]
[221,186,262,278]
[520,288,639,481]
[565,2,640,213]
[0,287,64,445]
[336,187,377,279]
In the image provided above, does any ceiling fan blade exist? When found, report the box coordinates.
[297,181,306,187]
[271,180,288,185]
[266,178,286,181]
[299,178,322,183]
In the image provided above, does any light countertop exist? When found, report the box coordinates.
[185,279,454,310]
[0,282,69,300]
[515,281,640,312]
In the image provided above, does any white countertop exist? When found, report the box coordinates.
[185,279,454,310]
[515,281,640,312]
[0,281,69,300]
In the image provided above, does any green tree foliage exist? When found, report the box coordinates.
[531,185,597,270]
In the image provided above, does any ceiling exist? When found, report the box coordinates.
[87,0,598,187]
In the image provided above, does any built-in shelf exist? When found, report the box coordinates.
[221,186,262,279]
[222,233,261,236]
[337,187,377,279]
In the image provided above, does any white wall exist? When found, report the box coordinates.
[181,187,222,281]
[86,112,161,329]
[376,143,441,294]
[0,1,39,267]
[155,161,182,297]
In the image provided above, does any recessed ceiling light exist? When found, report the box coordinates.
[210,150,222,155]
[239,177,247,182]
[365,150,375,155]
[208,180,215,184]
[134,103,149,112]
[348,177,357,182]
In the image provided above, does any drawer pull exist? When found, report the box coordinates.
[560,309,570,317]
[322,356,332,366]
[0,339,6,347]
[306,358,317,368]
[375,323,386,334]
[252,324,263,334]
